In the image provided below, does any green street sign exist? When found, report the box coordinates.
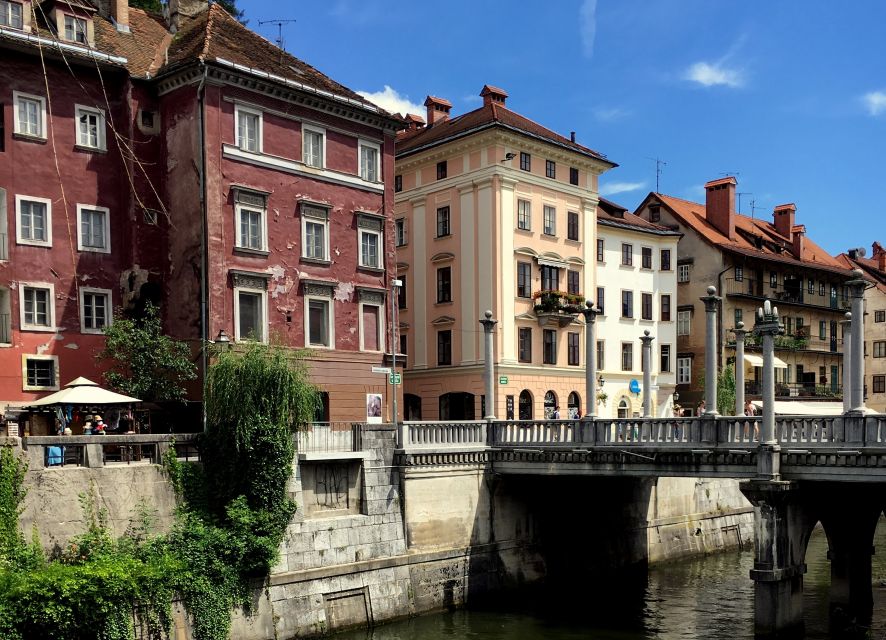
[499,376,508,385]
[389,373,402,385]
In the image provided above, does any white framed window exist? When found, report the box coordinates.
[0,1,24,29]
[63,14,87,43]
[395,218,407,247]
[19,282,55,331]
[301,204,329,261]
[22,354,59,391]
[235,104,261,153]
[543,205,556,235]
[302,124,325,168]
[75,105,106,150]
[79,287,111,334]
[677,357,692,384]
[517,199,531,231]
[305,294,334,348]
[359,140,381,182]
[13,92,45,138]
[233,188,268,252]
[16,195,52,246]
[359,228,381,269]
[233,274,268,343]
[77,204,110,253]
[677,310,691,336]
[358,295,385,352]
[678,263,690,282]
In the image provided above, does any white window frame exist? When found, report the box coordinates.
[13,91,46,139]
[677,357,692,384]
[302,123,326,168]
[63,13,87,43]
[358,227,382,269]
[395,218,407,247]
[678,264,690,282]
[76,204,111,254]
[301,206,330,261]
[234,104,262,153]
[517,199,531,231]
[660,344,671,373]
[19,281,55,332]
[79,286,112,334]
[677,310,691,336]
[358,301,385,352]
[15,195,52,247]
[304,294,334,349]
[543,205,556,235]
[0,1,25,30]
[359,139,381,183]
[75,104,106,151]
[233,286,268,344]
[22,354,60,391]
[234,202,267,251]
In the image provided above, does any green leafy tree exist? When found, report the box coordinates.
[717,364,737,416]
[96,302,197,403]
[127,0,162,12]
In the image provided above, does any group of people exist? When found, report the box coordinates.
[56,414,108,436]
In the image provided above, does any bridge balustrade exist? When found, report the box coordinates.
[403,421,486,449]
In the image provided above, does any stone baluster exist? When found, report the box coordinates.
[479,311,497,420]
[641,330,654,418]
[733,321,747,416]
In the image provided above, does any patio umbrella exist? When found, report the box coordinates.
[27,377,142,407]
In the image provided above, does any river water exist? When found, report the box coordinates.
[337,519,886,640]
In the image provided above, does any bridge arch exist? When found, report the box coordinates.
[518,390,533,420]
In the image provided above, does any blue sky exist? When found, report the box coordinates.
[243,0,886,256]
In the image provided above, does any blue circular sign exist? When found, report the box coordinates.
[629,379,641,394]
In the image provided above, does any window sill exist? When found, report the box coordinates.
[74,144,107,154]
[565,238,581,244]
[434,234,452,240]
[435,300,453,306]
[516,228,532,234]
[23,386,60,392]
[542,232,557,238]
[78,246,111,254]
[234,247,271,257]
[357,265,385,275]
[12,132,47,144]
[21,326,57,333]
[395,243,408,249]
[620,264,634,269]
[16,240,52,248]
[301,257,332,266]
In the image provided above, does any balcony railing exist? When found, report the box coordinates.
[296,422,364,454]
[532,290,584,328]
[724,278,851,312]
[729,332,842,353]
[745,381,841,399]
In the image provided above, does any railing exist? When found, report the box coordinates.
[744,382,841,399]
[296,422,364,454]
[494,420,575,445]
[403,421,487,449]
[24,433,199,468]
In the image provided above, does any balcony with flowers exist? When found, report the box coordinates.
[532,290,585,328]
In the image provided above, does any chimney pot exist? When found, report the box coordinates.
[874,242,886,272]
[570,131,576,143]
[704,176,737,240]
[479,85,508,107]
[423,96,452,127]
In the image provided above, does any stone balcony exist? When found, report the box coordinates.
[533,290,583,328]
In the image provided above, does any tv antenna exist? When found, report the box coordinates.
[647,157,667,192]
[259,19,296,50]
[736,192,752,215]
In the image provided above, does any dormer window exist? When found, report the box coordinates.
[63,13,87,43]
[0,0,24,29]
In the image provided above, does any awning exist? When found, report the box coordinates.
[27,377,142,407]
[751,400,844,416]
[743,353,788,369]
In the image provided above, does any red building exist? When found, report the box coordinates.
[0,0,402,420]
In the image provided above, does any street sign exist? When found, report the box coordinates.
[372,366,392,374]
[499,376,508,385]
[389,373,402,385]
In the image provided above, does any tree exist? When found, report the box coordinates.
[128,0,162,12]
[96,302,197,403]
[717,365,737,416]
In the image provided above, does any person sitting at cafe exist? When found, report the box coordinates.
[93,415,106,435]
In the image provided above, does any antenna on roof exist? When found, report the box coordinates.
[720,171,740,178]
[646,157,667,192]
[736,192,751,215]
[259,19,296,50]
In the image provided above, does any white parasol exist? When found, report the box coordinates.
[27,377,142,407]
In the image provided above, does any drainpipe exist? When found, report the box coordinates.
[197,66,209,431]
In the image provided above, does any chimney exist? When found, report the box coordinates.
[773,203,797,240]
[424,96,452,127]
[570,131,576,143]
[874,242,886,272]
[704,176,737,240]
[404,113,425,132]
[168,0,208,32]
[480,85,508,107]
[112,0,129,32]
[791,224,806,259]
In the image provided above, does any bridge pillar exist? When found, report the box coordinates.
[640,330,654,418]
[582,301,599,423]
[842,312,852,413]
[847,269,867,413]
[480,311,497,420]
[701,286,721,416]
[733,321,747,416]
[753,300,781,480]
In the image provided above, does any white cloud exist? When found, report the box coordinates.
[683,61,744,88]
[579,0,597,58]
[863,91,886,116]
[594,106,630,122]
[356,86,424,117]
[600,181,647,197]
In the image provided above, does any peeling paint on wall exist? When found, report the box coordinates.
[334,283,354,303]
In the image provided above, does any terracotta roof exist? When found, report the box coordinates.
[94,9,172,77]
[597,197,680,236]
[836,251,886,293]
[648,192,853,277]
[396,101,614,165]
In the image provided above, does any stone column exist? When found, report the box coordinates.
[640,330,654,418]
[733,322,747,416]
[753,300,781,480]
[842,312,852,414]
[701,286,721,416]
[479,311,497,419]
[847,269,867,413]
[582,301,598,420]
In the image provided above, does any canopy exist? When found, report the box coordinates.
[27,377,142,407]
[743,353,788,369]
[751,400,844,416]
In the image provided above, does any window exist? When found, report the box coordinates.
[543,206,556,235]
[306,298,331,347]
[395,218,406,247]
[436,266,451,303]
[518,327,532,362]
[437,330,452,365]
[394,175,402,192]
[359,228,381,269]
[596,287,604,315]
[641,247,652,269]
[874,341,886,358]
[519,152,531,171]
[397,275,407,309]
[660,344,671,372]
[621,290,633,318]
[569,167,579,186]
[661,294,671,321]
[436,206,451,237]
[20,283,54,330]
[80,287,110,333]
[517,262,532,298]
[678,264,690,282]
[568,332,580,366]
[735,308,743,326]
[621,243,633,266]
[0,0,23,29]
[567,270,579,296]
[16,195,51,246]
[359,301,383,352]
[808,279,815,295]
[819,281,825,296]
[819,320,827,340]
[75,204,110,253]
[301,204,329,261]
[677,357,692,384]
[359,140,380,182]
[399,334,407,355]
[596,340,605,370]
[735,266,744,282]
[875,310,886,323]
[545,160,556,179]
[541,265,559,291]
[301,124,325,168]
[13,92,45,138]
[64,14,87,43]
[597,238,604,262]
[76,105,105,150]
[770,272,778,288]
[649,205,661,222]
[23,355,58,391]
[235,105,261,152]
[660,249,671,271]
[567,211,579,241]
[543,329,557,364]
[641,293,652,320]
[436,160,447,180]
[621,343,633,371]
[234,189,266,252]
[517,200,531,230]
[874,375,885,394]
[677,310,691,335]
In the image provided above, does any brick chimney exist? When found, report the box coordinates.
[874,242,886,272]
[93,0,129,31]
[773,203,797,240]
[791,224,806,259]
[704,176,737,240]
[424,96,452,127]
[480,85,508,107]
[168,0,208,32]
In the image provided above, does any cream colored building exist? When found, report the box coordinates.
[394,86,614,420]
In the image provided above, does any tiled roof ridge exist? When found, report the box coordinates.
[199,2,222,61]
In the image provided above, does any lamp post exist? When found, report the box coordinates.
[581,301,598,420]
[391,279,402,445]
[753,299,781,480]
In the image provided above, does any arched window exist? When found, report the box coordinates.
[567,391,581,419]
[518,390,533,420]
[618,398,630,419]
[404,394,422,421]
[544,390,558,419]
